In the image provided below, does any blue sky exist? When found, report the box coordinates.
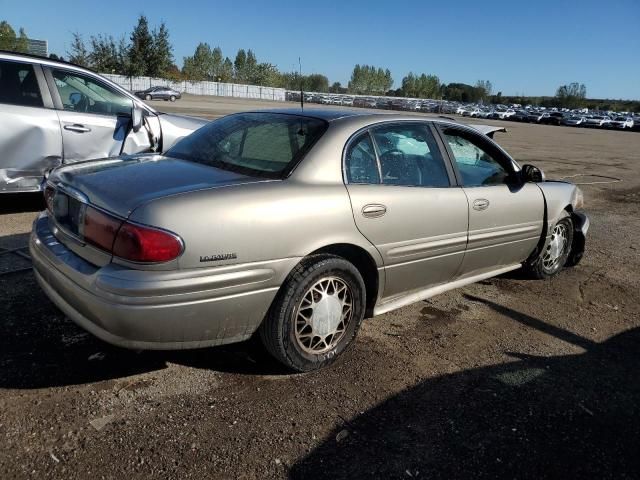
[2,0,638,99]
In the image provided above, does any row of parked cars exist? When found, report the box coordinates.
[456,106,638,130]
[286,92,638,132]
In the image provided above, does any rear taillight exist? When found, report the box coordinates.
[44,185,55,212]
[83,206,122,252]
[112,222,183,263]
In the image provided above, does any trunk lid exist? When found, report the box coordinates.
[49,154,267,218]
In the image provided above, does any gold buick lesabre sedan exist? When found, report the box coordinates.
[31,109,589,371]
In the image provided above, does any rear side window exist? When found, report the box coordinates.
[0,60,43,107]
[345,133,380,184]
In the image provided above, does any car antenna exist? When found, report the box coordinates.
[299,57,304,111]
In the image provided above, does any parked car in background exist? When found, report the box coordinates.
[498,109,516,119]
[0,51,208,193]
[134,86,182,102]
[539,112,565,126]
[511,110,531,122]
[584,115,611,128]
[609,116,634,129]
[562,115,587,127]
[33,109,588,372]
[527,111,544,123]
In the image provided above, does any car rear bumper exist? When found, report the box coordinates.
[30,213,296,350]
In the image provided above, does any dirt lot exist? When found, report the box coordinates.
[1,96,640,479]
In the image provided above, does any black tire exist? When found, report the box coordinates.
[145,94,151,101]
[259,254,366,372]
[524,212,574,279]
[170,95,176,102]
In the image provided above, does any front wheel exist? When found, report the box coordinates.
[169,95,176,102]
[524,212,574,279]
[145,94,151,101]
[260,255,366,372]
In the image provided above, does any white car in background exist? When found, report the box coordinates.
[609,116,634,129]
[562,116,587,127]
[584,115,611,127]
[498,109,516,119]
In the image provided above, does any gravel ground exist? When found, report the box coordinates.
[1,96,639,479]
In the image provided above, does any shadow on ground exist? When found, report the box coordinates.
[291,298,640,479]
[0,232,286,390]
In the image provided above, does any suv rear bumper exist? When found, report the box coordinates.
[30,213,295,350]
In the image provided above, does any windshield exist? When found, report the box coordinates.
[166,112,328,178]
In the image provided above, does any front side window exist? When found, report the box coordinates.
[345,133,380,184]
[166,113,328,178]
[52,69,132,116]
[443,129,510,186]
[371,124,450,187]
[0,60,43,107]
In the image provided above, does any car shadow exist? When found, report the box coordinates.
[0,232,287,390]
[0,192,45,214]
[290,298,640,479]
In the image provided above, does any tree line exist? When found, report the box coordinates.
[1,17,637,111]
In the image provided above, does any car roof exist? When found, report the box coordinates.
[242,108,503,134]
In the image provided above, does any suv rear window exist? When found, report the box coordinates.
[166,113,328,178]
[0,60,43,107]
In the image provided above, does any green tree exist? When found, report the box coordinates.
[128,15,153,76]
[348,64,393,95]
[220,57,234,82]
[556,82,587,109]
[149,22,173,77]
[475,80,493,103]
[68,32,89,66]
[234,49,247,82]
[183,43,214,81]
[89,35,120,72]
[0,21,29,53]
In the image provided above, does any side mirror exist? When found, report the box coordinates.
[131,104,143,132]
[521,164,545,183]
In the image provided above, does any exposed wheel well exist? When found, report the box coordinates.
[310,244,379,318]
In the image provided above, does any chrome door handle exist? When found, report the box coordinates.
[362,204,387,218]
[472,198,490,211]
[64,124,91,133]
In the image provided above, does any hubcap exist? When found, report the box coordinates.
[542,223,568,271]
[294,277,353,354]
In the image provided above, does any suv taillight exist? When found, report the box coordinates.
[113,222,183,263]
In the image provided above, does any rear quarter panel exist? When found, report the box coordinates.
[128,180,382,271]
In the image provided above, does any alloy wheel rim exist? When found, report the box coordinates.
[542,223,568,271]
[294,277,353,354]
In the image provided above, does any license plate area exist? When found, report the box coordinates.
[53,191,85,238]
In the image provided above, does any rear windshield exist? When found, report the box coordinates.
[166,112,328,178]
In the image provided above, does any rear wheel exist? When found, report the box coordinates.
[260,255,366,372]
[525,212,574,279]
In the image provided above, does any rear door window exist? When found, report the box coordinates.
[0,60,43,107]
